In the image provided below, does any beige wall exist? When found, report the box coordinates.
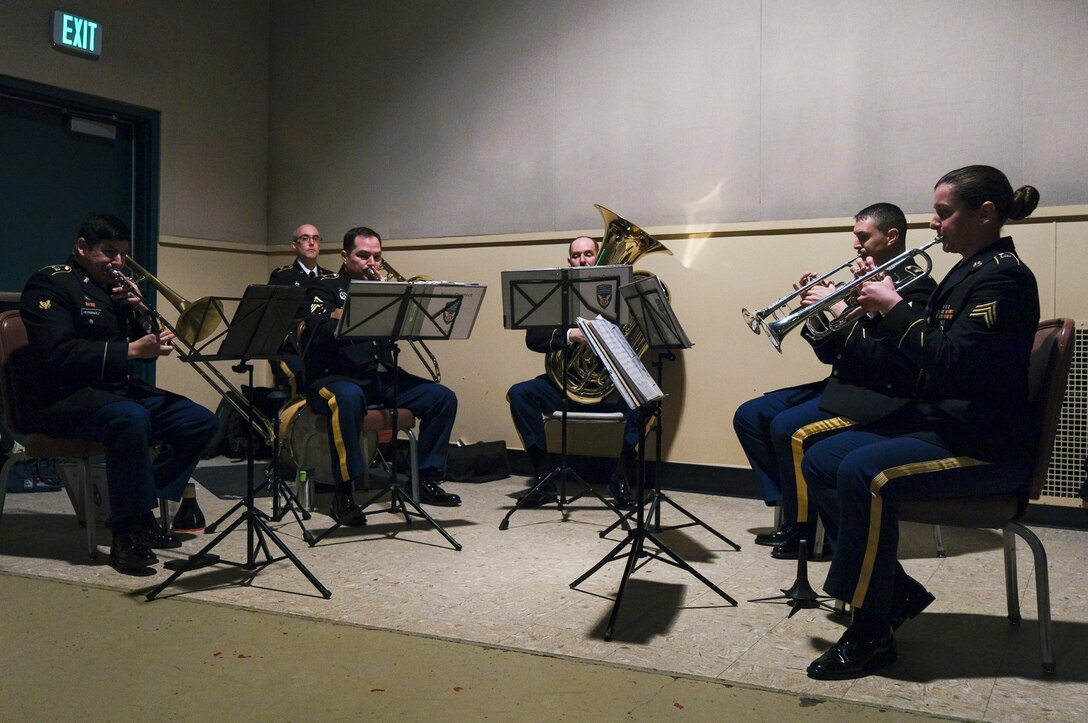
[0,0,270,245]
[160,207,1087,469]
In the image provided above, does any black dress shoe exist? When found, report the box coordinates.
[771,535,828,561]
[608,479,636,511]
[755,522,798,547]
[329,495,368,527]
[417,479,461,507]
[136,511,183,549]
[109,532,159,571]
[807,628,897,680]
[890,586,935,630]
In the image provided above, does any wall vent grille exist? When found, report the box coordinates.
[1043,320,1088,505]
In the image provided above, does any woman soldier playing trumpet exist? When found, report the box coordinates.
[801,166,1041,679]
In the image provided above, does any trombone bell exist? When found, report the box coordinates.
[122,254,224,345]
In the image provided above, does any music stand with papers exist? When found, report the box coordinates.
[568,313,737,641]
[599,276,741,551]
[498,265,632,531]
[147,284,331,601]
[307,279,486,550]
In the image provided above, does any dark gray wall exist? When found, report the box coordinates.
[269,0,1088,241]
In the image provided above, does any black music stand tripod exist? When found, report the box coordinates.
[566,317,736,641]
[147,285,330,600]
[598,277,740,552]
[203,391,313,538]
[498,265,633,531]
[307,279,485,550]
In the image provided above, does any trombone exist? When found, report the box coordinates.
[375,258,442,383]
[116,255,277,445]
[741,236,942,353]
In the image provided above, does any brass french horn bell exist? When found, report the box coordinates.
[545,205,672,404]
[121,254,224,346]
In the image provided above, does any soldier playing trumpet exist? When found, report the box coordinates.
[733,203,934,560]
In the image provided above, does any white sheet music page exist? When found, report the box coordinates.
[576,316,664,409]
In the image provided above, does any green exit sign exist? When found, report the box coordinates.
[51,10,102,58]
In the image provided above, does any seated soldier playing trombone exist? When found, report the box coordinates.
[300,226,461,527]
[733,203,935,560]
[19,213,219,573]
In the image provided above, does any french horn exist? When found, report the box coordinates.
[545,205,672,404]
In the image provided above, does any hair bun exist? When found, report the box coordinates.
[1009,185,1040,221]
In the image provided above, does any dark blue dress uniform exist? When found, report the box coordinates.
[506,327,643,467]
[733,261,935,529]
[802,237,1040,614]
[267,261,338,398]
[301,270,457,487]
[19,258,218,522]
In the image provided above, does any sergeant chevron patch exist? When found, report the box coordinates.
[969,301,998,328]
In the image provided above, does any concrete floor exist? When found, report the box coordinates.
[2,464,1086,720]
[0,573,943,722]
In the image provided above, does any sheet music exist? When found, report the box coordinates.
[576,316,664,409]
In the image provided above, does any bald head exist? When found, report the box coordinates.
[567,236,598,267]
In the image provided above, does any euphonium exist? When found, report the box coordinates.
[545,205,672,404]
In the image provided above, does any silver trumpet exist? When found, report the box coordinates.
[741,236,942,353]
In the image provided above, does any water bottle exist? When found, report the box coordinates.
[297,468,312,511]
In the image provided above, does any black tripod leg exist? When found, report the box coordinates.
[603,532,645,641]
[643,529,738,605]
[204,471,276,533]
[145,510,247,600]
[570,532,636,589]
[655,493,741,550]
[499,467,561,531]
[250,513,331,598]
[204,496,244,534]
[391,488,461,551]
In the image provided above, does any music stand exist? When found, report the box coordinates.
[307,279,486,550]
[147,284,330,601]
[599,276,741,552]
[498,265,632,531]
[568,315,737,641]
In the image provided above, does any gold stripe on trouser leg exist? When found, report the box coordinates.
[850,455,988,608]
[278,360,297,399]
[319,387,351,483]
[790,417,854,523]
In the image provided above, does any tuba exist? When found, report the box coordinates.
[545,205,672,404]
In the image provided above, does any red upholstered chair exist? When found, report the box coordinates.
[897,318,1075,674]
[0,309,103,559]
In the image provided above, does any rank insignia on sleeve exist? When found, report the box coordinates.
[937,306,955,321]
[39,299,52,310]
[969,301,998,328]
